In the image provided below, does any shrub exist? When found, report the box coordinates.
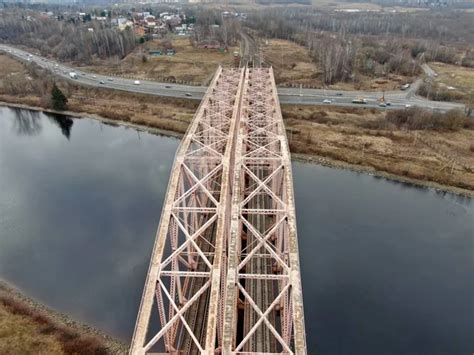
[51,84,68,111]
[386,108,473,131]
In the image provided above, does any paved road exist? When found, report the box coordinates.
[0,44,464,112]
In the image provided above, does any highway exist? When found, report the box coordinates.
[0,43,465,112]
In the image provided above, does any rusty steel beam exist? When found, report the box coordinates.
[222,67,307,354]
[130,66,245,355]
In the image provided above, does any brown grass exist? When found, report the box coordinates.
[0,55,24,77]
[261,39,319,86]
[282,104,474,191]
[261,39,415,90]
[0,293,107,354]
[67,86,198,134]
[80,37,238,84]
[428,62,474,103]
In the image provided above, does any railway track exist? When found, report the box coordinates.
[240,70,278,353]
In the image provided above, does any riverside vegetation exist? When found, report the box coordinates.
[0,281,127,354]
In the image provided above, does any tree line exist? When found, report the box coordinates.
[247,8,473,84]
[0,9,137,63]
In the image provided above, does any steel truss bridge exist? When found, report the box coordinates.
[130,66,307,355]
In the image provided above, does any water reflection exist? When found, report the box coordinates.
[10,108,42,136]
[47,113,74,139]
[8,107,74,139]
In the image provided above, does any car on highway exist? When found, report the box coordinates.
[185,93,192,97]
[92,75,97,78]
[107,78,113,81]
[379,102,387,107]
[335,93,343,96]
[165,85,171,88]
[405,104,412,108]
[99,81,105,84]
[134,80,140,85]
[323,99,332,104]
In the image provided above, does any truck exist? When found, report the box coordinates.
[352,97,367,104]
[69,72,78,79]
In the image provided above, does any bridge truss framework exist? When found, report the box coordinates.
[130,66,306,355]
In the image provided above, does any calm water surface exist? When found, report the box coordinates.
[1,107,473,354]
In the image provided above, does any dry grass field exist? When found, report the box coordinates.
[0,55,26,90]
[261,39,415,91]
[0,281,124,354]
[282,105,474,192]
[82,37,238,84]
[429,62,474,103]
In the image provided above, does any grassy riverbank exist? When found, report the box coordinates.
[0,281,127,354]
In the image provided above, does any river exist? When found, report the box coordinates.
[0,107,473,354]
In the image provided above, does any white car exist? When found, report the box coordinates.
[134,80,140,85]
[405,104,412,108]
[323,99,332,104]
[92,75,97,78]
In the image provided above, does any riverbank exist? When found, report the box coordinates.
[0,101,185,139]
[292,153,474,198]
[1,50,473,196]
[1,100,473,198]
[0,280,128,354]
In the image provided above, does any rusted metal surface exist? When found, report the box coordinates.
[130,66,306,354]
[130,66,244,354]
[222,67,306,354]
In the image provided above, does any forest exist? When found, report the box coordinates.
[0,9,136,63]
[247,8,473,84]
